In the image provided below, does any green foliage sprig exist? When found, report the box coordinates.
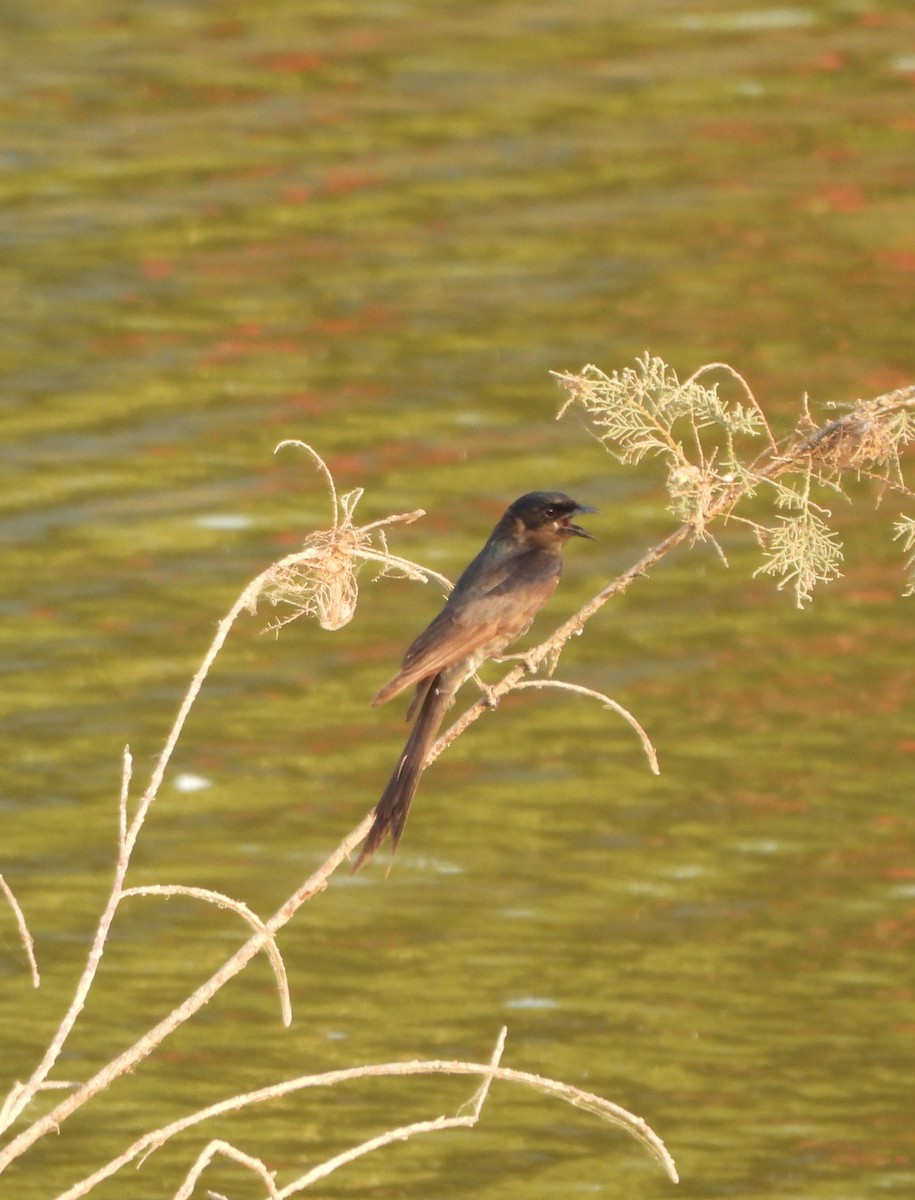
[894,514,915,596]
[555,355,915,606]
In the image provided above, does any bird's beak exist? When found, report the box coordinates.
[566,504,598,539]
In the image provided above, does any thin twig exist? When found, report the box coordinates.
[120,886,293,1027]
[173,1141,279,1200]
[117,745,132,858]
[52,1030,677,1199]
[0,874,39,991]
[0,571,269,1135]
[0,814,374,1176]
[682,361,778,453]
[275,439,340,527]
[245,1028,506,1199]
[513,680,660,774]
[0,462,465,1159]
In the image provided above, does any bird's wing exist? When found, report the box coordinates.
[371,551,561,707]
[370,609,502,706]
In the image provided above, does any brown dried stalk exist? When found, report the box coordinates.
[52,1029,677,1199]
[0,874,39,992]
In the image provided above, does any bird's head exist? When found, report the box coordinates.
[503,491,598,547]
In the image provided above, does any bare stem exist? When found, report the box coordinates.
[0,816,373,1174]
[51,1029,677,1199]
[0,875,39,991]
[0,570,272,1136]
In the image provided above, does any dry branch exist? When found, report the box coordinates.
[51,1029,676,1200]
[0,874,39,992]
[120,885,293,1027]
[7,371,909,1193]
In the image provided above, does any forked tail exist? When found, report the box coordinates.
[352,673,449,871]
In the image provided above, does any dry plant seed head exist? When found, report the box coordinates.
[262,488,441,633]
[264,487,366,632]
[262,486,364,631]
[260,441,448,634]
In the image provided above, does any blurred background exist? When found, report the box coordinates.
[1,1,913,1197]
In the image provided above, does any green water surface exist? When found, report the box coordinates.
[0,1,913,1198]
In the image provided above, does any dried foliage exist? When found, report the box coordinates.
[555,356,915,606]
[4,365,911,1195]
[262,441,451,631]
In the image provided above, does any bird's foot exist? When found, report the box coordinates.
[472,673,501,708]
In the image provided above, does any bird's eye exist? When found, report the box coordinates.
[543,506,558,518]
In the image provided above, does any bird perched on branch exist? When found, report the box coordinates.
[353,491,597,871]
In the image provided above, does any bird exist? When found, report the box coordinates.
[352,491,597,871]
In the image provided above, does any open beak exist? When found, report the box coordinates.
[565,504,598,539]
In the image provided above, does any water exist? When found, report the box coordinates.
[0,1,913,1197]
